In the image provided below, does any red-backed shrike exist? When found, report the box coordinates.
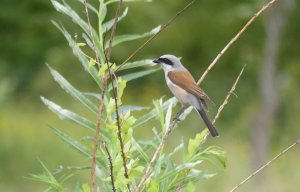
[153,54,219,137]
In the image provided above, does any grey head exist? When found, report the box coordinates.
[153,54,185,71]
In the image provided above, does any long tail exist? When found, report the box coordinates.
[196,108,219,137]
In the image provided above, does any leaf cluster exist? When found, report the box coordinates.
[33,0,226,191]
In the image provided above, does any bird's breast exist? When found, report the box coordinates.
[166,77,190,104]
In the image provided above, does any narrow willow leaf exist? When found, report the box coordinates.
[41,97,110,139]
[164,101,173,132]
[187,132,207,160]
[133,97,177,128]
[122,67,160,82]
[105,25,161,48]
[75,0,98,14]
[148,181,159,192]
[179,106,193,121]
[108,68,160,91]
[200,147,227,168]
[51,0,101,51]
[102,7,128,31]
[47,65,98,114]
[50,126,91,157]
[106,0,151,5]
[118,105,149,114]
[131,138,149,162]
[158,160,203,181]
[41,96,96,130]
[29,160,66,191]
[168,143,184,158]
[117,59,156,71]
[98,0,107,24]
[51,21,102,87]
[171,169,215,189]
[185,182,195,192]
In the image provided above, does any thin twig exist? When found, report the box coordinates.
[229,138,300,192]
[90,79,107,192]
[134,116,179,192]
[103,141,117,192]
[103,0,131,190]
[197,0,279,85]
[82,1,107,191]
[212,65,245,125]
[115,0,196,72]
[106,0,123,61]
[83,0,101,68]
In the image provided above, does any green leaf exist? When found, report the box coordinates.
[102,7,128,32]
[41,96,95,130]
[153,99,165,129]
[164,100,173,131]
[51,0,101,51]
[185,182,195,192]
[29,160,67,192]
[148,181,159,192]
[131,138,149,162]
[47,64,98,114]
[106,0,152,5]
[81,183,90,192]
[98,0,107,23]
[75,0,98,14]
[172,169,215,189]
[200,147,227,168]
[187,132,207,159]
[158,160,203,182]
[51,21,102,87]
[40,97,110,140]
[117,59,155,71]
[108,68,160,91]
[116,78,127,99]
[133,97,177,128]
[88,58,96,68]
[122,67,160,82]
[76,42,86,47]
[105,25,161,48]
[50,126,91,157]
[116,105,149,115]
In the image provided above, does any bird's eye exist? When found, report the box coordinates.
[158,58,173,66]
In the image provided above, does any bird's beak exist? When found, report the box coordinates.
[153,59,161,64]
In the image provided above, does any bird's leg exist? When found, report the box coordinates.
[174,105,186,122]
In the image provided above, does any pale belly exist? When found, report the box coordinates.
[166,78,199,108]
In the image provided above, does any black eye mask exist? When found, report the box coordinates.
[158,58,173,66]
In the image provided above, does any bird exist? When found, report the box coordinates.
[153,54,219,137]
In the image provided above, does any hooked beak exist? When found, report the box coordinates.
[153,59,161,64]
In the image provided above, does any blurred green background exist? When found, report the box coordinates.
[1,0,300,191]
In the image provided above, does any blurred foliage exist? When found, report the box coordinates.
[0,0,300,191]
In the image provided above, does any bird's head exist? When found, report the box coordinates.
[153,54,184,71]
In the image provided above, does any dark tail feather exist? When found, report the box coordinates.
[196,108,219,137]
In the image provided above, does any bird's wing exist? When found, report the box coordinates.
[167,70,213,108]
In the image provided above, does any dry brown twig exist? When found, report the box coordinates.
[82,1,107,191]
[115,0,196,72]
[102,1,132,190]
[229,138,300,192]
[103,141,117,192]
[198,0,279,85]
[83,0,128,191]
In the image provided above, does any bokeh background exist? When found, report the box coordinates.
[1,0,300,191]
